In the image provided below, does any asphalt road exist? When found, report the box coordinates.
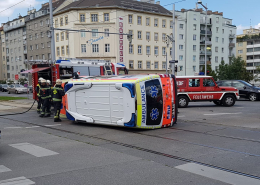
[0,100,260,185]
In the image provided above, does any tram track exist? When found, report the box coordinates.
[1,116,260,181]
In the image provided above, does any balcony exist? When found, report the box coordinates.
[228,53,235,58]
[229,34,235,38]
[200,30,212,35]
[23,35,26,40]
[23,32,26,36]
[229,43,235,47]
[200,20,212,25]
[200,50,212,55]
[23,40,26,45]
[200,40,212,45]
[3,22,25,32]
[23,50,27,54]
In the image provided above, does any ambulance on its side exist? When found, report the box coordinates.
[64,74,178,129]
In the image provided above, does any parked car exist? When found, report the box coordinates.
[0,84,3,91]
[7,84,28,94]
[28,85,33,93]
[216,80,260,101]
[1,84,9,92]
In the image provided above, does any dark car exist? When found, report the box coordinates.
[0,84,2,91]
[1,84,9,92]
[216,80,260,101]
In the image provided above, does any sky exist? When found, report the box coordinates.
[0,0,259,35]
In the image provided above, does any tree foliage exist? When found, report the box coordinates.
[0,80,6,84]
[18,78,27,85]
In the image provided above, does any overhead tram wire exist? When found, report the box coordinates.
[0,0,26,14]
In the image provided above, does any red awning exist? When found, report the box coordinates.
[20,67,50,74]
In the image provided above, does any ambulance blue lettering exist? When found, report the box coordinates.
[140,85,146,124]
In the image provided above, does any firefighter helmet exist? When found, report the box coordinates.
[46,80,51,84]
[38,77,43,82]
[41,79,46,83]
[56,79,62,85]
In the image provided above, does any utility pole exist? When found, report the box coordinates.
[172,4,176,75]
[49,0,55,65]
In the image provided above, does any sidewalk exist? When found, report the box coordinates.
[0,99,37,110]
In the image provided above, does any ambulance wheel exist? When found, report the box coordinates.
[222,95,235,107]
[178,96,189,108]
[213,101,222,105]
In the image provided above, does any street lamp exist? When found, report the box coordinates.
[197,0,208,76]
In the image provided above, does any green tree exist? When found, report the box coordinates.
[202,64,217,80]
[7,80,14,85]
[18,78,27,85]
[0,80,6,84]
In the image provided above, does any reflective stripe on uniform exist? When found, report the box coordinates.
[42,95,51,99]
[53,98,62,101]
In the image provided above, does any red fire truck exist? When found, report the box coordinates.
[21,59,128,100]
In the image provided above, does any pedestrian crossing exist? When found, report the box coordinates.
[0,177,35,185]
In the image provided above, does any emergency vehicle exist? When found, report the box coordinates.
[64,74,178,129]
[21,58,128,100]
[176,76,240,108]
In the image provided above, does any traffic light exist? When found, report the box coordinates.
[166,36,168,44]
[175,65,177,72]
[207,70,210,75]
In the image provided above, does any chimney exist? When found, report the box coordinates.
[181,9,185,12]
[219,12,223,16]
[156,1,160,5]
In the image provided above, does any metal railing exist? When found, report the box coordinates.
[3,22,25,32]
[229,43,235,47]
[200,30,212,35]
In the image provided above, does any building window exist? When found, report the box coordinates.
[238,50,243,54]
[35,33,38,39]
[216,37,219,42]
[179,55,183,61]
[238,42,243,47]
[57,47,60,56]
[48,53,51,59]
[104,13,109,21]
[138,31,142,39]
[128,15,133,24]
[162,47,166,55]
[193,66,196,71]
[41,43,44,48]
[154,18,158,27]
[215,47,218,52]
[222,29,224,34]
[80,14,85,22]
[56,33,59,42]
[179,34,183,40]
[193,55,196,62]
[34,23,37,28]
[129,44,133,54]
[222,38,224,44]
[170,21,173,29]
[216,27,219,33]
[222,47,224,53]
[146,46,150,55]
[61,46,64,55]
[193,34,196,41]
[162,33,166,41]
[138,45,142,54]
[162,62,166,69]
[60,18,63,26]
[180,66,183,71]
[104,29,109,37]
[154,62,158,69]
[42,54,45,60]
[129,30,133,39]
[137,16,142,25]
[46,19,50,25]
[193,24,196,30]
[179,45,183,50]
[146,17,150,26]
[179,24,183,29]
[61,32,64,41]
[36,44,38,49]
[129,60,134,69]
[66,32,69,40]
[65,17,68,25]
[81,29,85,37]
[40,20,43,26]
[92,44,99,53]
[105,44,110,52]
[215,56,218,62]
[221,57,224,61]
[138,61,142,69]
[47,42,51,47]
[41,32,43,37]
[216,17,219,23]
[154,33,158,41]
[162,19,166,28]
[146,32,150,40]
[146,61,151,69]
[154,46,158,55]
[66,45,69,55]
[91,14,98,22]
[193,45,196,51]
[81,44,86,53]
[92,29,98,37]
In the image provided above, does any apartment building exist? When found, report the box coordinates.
[0,26,5,80]
[175,8,236,75]
[26,0,64,62]
[3,16,28,81]
[53,0,174,74]
[237,28,260,81]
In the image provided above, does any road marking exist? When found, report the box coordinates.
[178,115,186,118]
[9,143,59,157]
[175,163,260,185]
[0,165,11,173]
[0,177,35,185]
[235,107,244,108]
[4,127,22,129]
[204,112,242,116]
[25,126,40,129]
[44,124,61,127]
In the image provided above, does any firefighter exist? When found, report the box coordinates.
[52,79,65,122]
[46,80,52,113]
[36,77,43,113]
[39,79,51,117]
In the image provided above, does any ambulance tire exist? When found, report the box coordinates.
[178,96,189,108]
[222,95,235,107]
[213,101,222,106]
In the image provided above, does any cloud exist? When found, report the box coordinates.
[0,0,40,17]
[254,23,260,29]
[236,25,249,35]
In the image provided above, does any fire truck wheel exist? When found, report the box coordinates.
[222,95,235,107]
[178,96,189,108]
[213,101,222,105]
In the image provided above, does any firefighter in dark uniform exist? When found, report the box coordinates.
[39,79,51,117]
[46,80,52,114]
[52,79,65,122]
[36,77,43,113]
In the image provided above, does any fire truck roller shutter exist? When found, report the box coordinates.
[89,66,101,76]
[73,66,90,76]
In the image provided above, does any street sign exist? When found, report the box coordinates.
[169,60,178,63]
[15,74,19,80]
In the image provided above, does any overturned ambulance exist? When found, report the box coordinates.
[64,74,178,129]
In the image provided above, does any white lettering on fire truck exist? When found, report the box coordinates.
[193,95,214,99]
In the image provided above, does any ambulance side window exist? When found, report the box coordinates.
[189,79,200,87]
